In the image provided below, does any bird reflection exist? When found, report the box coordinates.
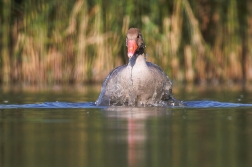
[103,107,172,167]
[103,107,172,119]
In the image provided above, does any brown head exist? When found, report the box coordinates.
[126,28,145,58]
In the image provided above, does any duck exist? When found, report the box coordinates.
[96,28,183,107]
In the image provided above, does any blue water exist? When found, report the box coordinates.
[1,100,252,109]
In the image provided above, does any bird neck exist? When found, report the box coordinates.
[128,53,147,68]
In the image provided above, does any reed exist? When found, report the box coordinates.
[0,0,252,84]
[1,0,11,84]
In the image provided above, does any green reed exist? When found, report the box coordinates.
[0,0,252,84]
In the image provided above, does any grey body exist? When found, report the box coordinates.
[96,54,182,106]
[96,28,183,106]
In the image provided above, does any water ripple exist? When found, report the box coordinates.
[183,100,252,108]
[0,100,252,109]
[0,102,98,109]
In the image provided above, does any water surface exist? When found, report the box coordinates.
[1,84,252,167]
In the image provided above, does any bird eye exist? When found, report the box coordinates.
[137,35,139,38]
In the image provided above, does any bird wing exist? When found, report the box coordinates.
[96,64,127,105]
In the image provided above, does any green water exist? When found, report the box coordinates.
[1,84,252,167]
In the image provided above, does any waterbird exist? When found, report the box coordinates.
[96,28,183,107]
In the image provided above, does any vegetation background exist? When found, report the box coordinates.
[1,0,252,85]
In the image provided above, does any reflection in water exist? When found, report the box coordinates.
[128,118,137,167]
[1,85,252,167]
[104,107,172,167]
[1,107,252,167]
[103,107,172,119]
[103,107,252,167]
